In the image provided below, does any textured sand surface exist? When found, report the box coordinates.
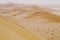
[0,17,45,40]
[0,3,60,40]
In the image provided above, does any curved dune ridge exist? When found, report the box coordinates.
[0,3,60,40]
[0,17,46,40]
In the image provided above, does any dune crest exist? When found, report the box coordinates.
[0,3,60,40]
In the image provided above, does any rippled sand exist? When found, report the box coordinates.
[0,3,60,40]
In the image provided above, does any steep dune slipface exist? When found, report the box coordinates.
[0,3,60,40]
[0,23,26,40]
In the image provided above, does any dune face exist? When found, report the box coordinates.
[0,23,26,40]
[42,5,60,16]
[0,3,60,40]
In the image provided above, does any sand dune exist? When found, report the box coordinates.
[0,3,60,40]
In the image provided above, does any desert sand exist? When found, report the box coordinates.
[0,3,60,40]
